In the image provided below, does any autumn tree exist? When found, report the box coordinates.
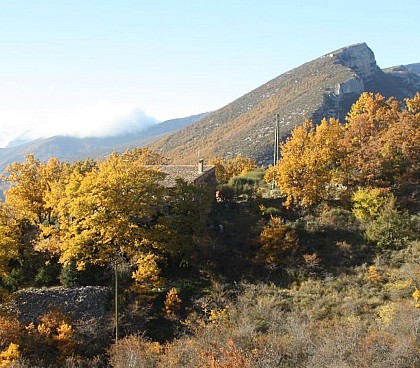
[340,92,401,188]
[270,118,343,209]
[257,216,299,267]
[119,147,168,165]
[55,151,166,289]
[0,203,20,279]
[379,93,420,198]
[210,155,257,182]
[2,155,67,226]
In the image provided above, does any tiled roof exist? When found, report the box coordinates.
[152,165,215,188]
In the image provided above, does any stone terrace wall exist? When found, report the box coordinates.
[9,286,111,325]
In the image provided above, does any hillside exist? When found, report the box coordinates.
[151,43,419,165]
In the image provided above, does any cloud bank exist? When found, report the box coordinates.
[0,102,159,148]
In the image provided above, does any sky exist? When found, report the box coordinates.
[1,0,419,147]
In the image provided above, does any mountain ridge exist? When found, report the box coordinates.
[150,43,419,165]
[1,43,419,170]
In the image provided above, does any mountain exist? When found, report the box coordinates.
[382,63,420,96]
[0,112,209,173]
[1,43,418,170]
[150,43,419,165]
[405,63,420,75]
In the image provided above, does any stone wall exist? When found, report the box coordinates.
[8,286,111,325]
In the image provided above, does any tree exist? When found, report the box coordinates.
[364,196,416,249]
[0,203,20,277]
[271,118,343,208]
[155,178,213,260]
[257,216,299,267]
[56,152,166,283]
[379,93,420,196]
[1,155,63,225]
[340,92,401,188]
[210,155,257,182]
[352,187,392,222]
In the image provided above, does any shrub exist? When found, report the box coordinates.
[352,187,391,222]
[108,335,162,368]
[0,343,20,367]
[318,207,360,231]
[365,197,416,249]
[163,288,182,320]
[257,217,299,267]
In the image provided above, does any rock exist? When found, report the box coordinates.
[333,43,380,80]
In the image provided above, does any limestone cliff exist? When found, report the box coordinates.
[332,43,380,81]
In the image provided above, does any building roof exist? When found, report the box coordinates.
[153,165,215,188]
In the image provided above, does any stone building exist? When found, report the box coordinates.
[155,159,217,192]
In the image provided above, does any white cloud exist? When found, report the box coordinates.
[0,102,159,148]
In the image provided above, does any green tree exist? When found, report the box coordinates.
[364,196,416,249]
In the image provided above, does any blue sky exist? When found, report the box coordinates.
[1,0,419,146]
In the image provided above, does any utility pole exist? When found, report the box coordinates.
[272,113,280,189]
[274,113,280,166]
[114,259,119,342]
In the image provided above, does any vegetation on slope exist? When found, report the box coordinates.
[0,93,419,367]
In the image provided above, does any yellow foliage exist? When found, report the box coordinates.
[413,288,420,308]
[57,151,166,267]
[0,343,20,367]
[55,323,73,341]
[132,253,163,294]
[273,118,343,208]
[163,288,182,319]
[352,187,391,222]
[209,155,257,182]
[367,265,382,283]
[0,204,20,277]
[258,216,299,266]
[405,92,420,114]
[29,309,76,358]
[37,322,52,337]
[208,307,229,324]
[377,303,397,325]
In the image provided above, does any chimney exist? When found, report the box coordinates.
[198,159,204,174]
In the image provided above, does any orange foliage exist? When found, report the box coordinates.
[258,216,299,266]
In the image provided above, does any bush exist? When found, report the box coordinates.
[318,207,360,232]
[108,335,162,368]
[365,197,416,249]
[257,217,299,267]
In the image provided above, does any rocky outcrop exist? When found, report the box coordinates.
[335,77,364,96]
[332,43,380,81]
[8,286,111,325]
